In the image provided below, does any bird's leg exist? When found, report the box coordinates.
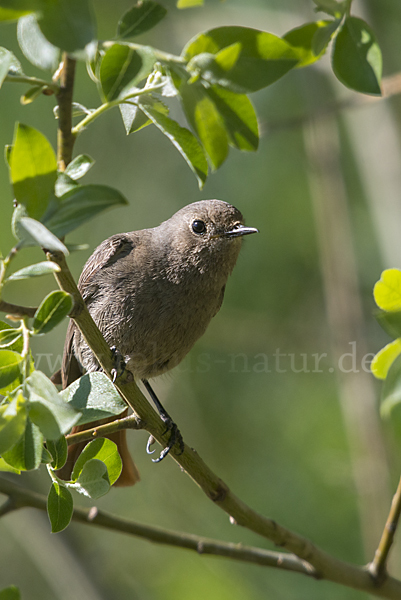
[142,379,184,462]
[110,345,126,383]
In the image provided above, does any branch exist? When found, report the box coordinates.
[0,300,37,318]
[369,476,401,582]
[0,477,312,576]
[44,252,401,599]
[65,413,144,445]
[56,54,77,170]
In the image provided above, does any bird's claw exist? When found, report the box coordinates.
[146,435,156,455]
[146,419,184,463]
[110,345,126,383]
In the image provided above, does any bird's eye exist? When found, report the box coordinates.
[192,220,206,234]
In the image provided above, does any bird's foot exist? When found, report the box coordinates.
[110,345,126,383]
[146,417,184,463]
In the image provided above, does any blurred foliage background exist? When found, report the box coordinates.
[2,0,401,598]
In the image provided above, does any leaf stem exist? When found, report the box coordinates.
[71,83,166,135]
[5,74,59,93]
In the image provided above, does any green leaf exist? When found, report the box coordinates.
[371,339,401,380]
[64,154,95,180]
[2,417,43,470]
[139,103,208,187]
[381,354,401,419]
[117,1,167,39]
[178,79,228,169]
[183,26,299,93]
[60,372,127,425]
[41,445,53,463]
[43,184,129,238]
[71,438,122,486]
[20,85,45,105]
[10,123,57,220]
[177,0,204,7]
[0,586,21,600]
[37,0,96,53]
[13,216,69,255]
[0,321,23,354]
[100,44,149,101]
[0,328,22,349]
[27,371,81,433]
[47,481,73,533]
[205,86,258,151]
[0,350,23,391]
[47,435,68,469]
[69,458,110,498]
[332,16,382,96]
[186,45,245,92]
[374,269,401,311]
[0,47,13,88]
[0,457,21,473]
[54,172,79,197]
[120,93,168,134]
[0,393,27,454]
[6,261,60,282]
[283,21,332,67]
[32,291,73,335]
[17,14,60,71]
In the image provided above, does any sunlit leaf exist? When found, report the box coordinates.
[183,26,299,92]
[14,216,69,255]
[60,372,127,425]
[64,154,95,180]
[10,123,57,220]
[69,458,110,498]
[71,437,122,486]
[0,393,27,454]
[374,269,401,312]
[371,339,401,380]
[6,261,60,282]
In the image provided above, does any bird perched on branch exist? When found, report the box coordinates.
[57,199,258,486]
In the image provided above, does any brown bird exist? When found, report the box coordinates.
[58,199,258,485]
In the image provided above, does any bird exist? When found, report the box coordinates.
[57,199,258,486]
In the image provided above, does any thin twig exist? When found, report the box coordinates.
[369,476,401,582]
[0,477,313,576]
[0,301,37,318]
[66,414,144,445]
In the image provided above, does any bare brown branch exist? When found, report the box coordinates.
[369,476,401,582]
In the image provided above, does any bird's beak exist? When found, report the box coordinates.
[222,224,259,238]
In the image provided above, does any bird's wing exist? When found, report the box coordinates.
[78,234,134,299]
[60,234,134,388]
